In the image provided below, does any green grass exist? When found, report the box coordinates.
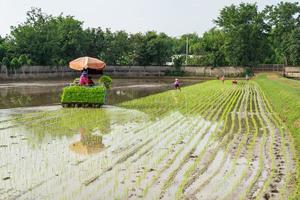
[119,80,235,118]
[255,74,300,199]
[61,85,106,104]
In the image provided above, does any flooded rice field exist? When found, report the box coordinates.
[0,79,296,200]
[0,78,200,109]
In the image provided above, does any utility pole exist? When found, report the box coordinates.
[185,37,189,66]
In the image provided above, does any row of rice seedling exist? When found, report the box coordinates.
[255,74,300,199]
[147,87,242,199]
[150,85,244,199]
[185,85,248,199]
[78,83,238,199]
[179,81,293,200]
[256,84,295,198]
[253,83,295,199]
[19,112,184,199]
[203,83,252,199]
[172,86,245,200]
[74,84,237,198]
[252,85,278,200]
[20,81,232,198]
[244,83,270,199]
[221,83,260,200]
[222,84,256,199]
[2,80,296,199]
[0,107,147,199]
[181,84,246,198]
[122,86,234,197]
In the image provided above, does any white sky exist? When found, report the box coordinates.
[0,0,298,37]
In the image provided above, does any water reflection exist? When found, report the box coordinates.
[12,106,147,146]
[69,128,104,155]
[0,85,61,108]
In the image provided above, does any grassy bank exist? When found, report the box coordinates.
[255,74,300,199]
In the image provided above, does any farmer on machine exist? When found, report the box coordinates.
[79,71,89,85]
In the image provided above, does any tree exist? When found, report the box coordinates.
[84,27,106,58]
[2,3,299,68]
[198,28,227,67]
[18,54,29,66]
[2,57,10,67]
[10,57,20,68]
[215,3,269,66]
[55,15,87,64]
[288,28,300,65]
[10,57,20,74]
[137,31,174,66]
[174,33,201,55]
[2,57,10,76]
[101,30,132,65]
[0,36,6,63]
[8,8,87,66]
[130,32,146,65]
[264,2,300,65]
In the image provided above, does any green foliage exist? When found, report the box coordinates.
[198,28,227,66]
[244,67,254,76]
[72,78,80,84]
[0,36,6,62]
[2,57,10,67]
[8,8,87,66]
[99,75,112,89]
[61,86,106,104]
[18,54,29,66]
[1,2,300,67]
[288,28,300,65]
[10,57,20,68]
[173,55,184,69]
[173,33,201,55]
[264,2,300,65]
[132,31,174,66]
[215,3,269,66]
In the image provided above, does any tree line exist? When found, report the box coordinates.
[0,2,299,71]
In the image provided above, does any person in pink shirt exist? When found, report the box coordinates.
[221,75,225,84]
[79,71,89,86]
[174,78,181,91]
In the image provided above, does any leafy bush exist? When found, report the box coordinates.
[244,67,254,77]
[73,78,80,84]
[61,86,106,104]
[173,56,184,69]
[99,75,112,89]
[10,57,20,69]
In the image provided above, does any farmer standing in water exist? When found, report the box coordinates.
[174,78,181,91]
[221,75,225,84]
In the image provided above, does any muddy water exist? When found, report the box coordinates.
[0,78,202,109]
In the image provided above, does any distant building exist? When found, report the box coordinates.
[166,54,203,66]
